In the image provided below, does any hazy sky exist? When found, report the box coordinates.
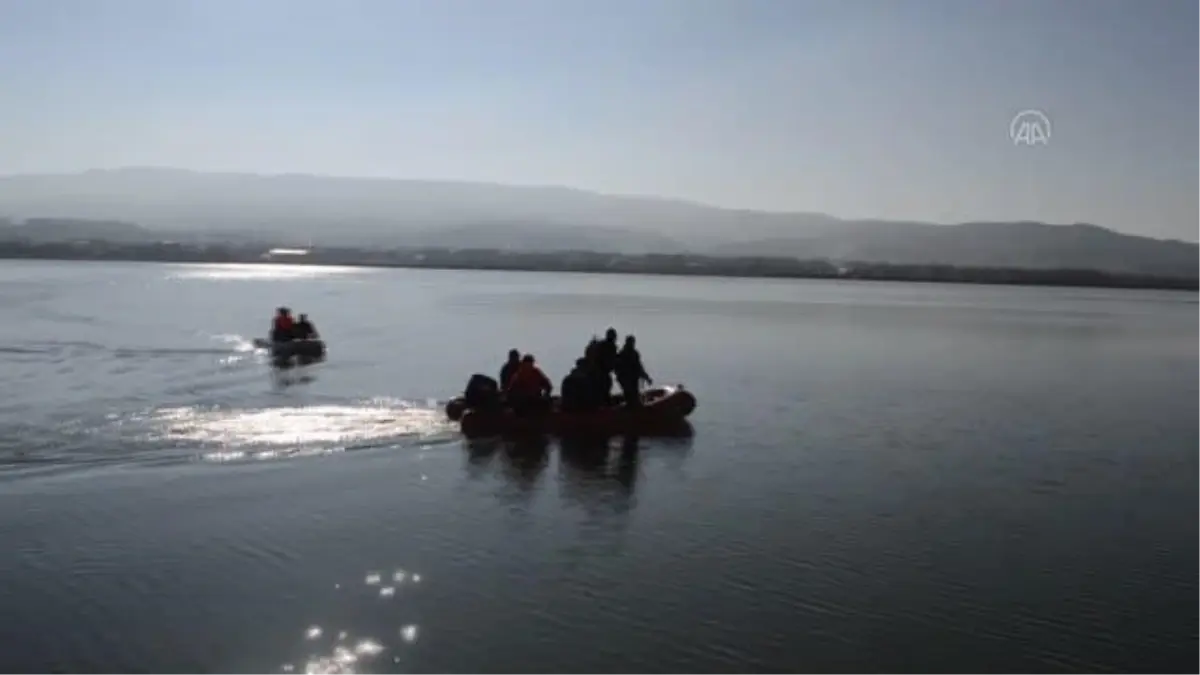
[1,0,1196,240]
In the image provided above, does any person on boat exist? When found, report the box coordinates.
[584,328,620,404]
[561,358,599,413]
[270,307,295,343]
[582,339,610,405]
[597,328,619,374]
[600,326,619,362]
[499,349,521,390]
[505,354,553,416]
[293,313,319,340]
[615,335,652,408]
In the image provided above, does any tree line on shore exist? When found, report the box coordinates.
[0,238,1194,291]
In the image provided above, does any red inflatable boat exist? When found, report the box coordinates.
[450,385,698,439]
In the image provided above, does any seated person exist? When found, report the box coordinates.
[270,307,294,343]
[560,358,600,413]
[499,349,521,389]
[293,313,319,340]
[504,354,553,417]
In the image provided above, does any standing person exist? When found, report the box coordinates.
[588,328,620,404]
[615,335,652,408]
[597,328,619,375]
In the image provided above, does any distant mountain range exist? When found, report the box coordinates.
[0,167,1194,278]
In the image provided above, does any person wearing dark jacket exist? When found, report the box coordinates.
[499,349,521,391]
[615,335,652,408]
[560,358,594,413]
[293,313,319,340]
[597,328,619,374]
[585,328,620,404]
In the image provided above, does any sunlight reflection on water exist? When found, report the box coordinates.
[284,568,423,674]
[166,264,370,281]
[131,400,454,463]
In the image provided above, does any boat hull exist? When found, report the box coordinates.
[456,385,697,439]
[266,339,326,367]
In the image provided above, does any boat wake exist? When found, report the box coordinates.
[0,398,460,476]
[166,400,457,463]
[0,333,262,361]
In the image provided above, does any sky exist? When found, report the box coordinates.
[0,0,1196,241]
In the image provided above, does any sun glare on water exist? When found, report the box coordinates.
[166,263,369,281]
[141,400,453,462]
[279,567,423,674]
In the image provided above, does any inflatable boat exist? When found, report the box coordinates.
[454,385,698,439]
[253,338,326,367]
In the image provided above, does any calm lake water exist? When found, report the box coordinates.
[0,259,1195,673]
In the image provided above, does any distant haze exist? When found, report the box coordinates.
[0,0,1196,242]
[0,168,1196,278]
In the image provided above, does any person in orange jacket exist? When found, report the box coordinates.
[270,307,295,343]
[504,354,553,416]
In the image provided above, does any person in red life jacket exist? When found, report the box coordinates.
[504,354,553,417]
[270,307,295,343]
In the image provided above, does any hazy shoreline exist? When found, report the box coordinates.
[0,240,1195,292]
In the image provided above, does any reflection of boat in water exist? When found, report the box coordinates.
[448,386,698,439]
[463,432,694,516]
[252,338,326,368]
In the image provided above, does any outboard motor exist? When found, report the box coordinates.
[463,373,501,411]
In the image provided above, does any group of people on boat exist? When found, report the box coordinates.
[464,328,653,417]
[270,307,320,343]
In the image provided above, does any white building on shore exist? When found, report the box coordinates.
[260,247,311,261]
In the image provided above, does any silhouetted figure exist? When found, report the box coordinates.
[615,335,652,408]
[598,327,619,373]
[584,337,601,367]
[499,349,521,391]
[584,328,620,404]
[504,354,553,417]
[270,307,294,343]
[293,313,318,340]
[561,358,599,413]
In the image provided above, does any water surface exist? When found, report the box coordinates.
[0,260,1195,672]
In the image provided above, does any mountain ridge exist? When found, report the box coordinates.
[0,168,1194,277]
